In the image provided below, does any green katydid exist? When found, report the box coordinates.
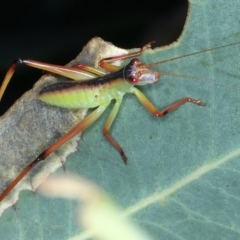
[0,40,239,202]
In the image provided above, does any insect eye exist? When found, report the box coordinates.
[128,75,139,84]
[130,58,141,65]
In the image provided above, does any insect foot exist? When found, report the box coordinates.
[188,98,206,106]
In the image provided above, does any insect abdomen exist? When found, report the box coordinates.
[38,82,102,109]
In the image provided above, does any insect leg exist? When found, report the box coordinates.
[0,62,16,102]
[18,59,98,80]
[132,88,205,117]
[0,105,108,202]
[102,99,127,163]
[71,64,106,77]
[0,59,98,101]
[99,42,153,72]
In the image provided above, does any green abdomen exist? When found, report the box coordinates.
[38,81,103,109]
[38,71,133,109]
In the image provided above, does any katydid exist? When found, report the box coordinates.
[0,41,239,202]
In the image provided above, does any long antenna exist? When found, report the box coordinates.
[145,41,240,67]
[158,71,240,90]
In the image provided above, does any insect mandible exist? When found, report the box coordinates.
[0,40,240,202]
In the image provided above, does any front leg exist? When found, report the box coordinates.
[98,42,153,72]
[132,88,205,117]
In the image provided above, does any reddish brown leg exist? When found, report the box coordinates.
[98,42,153,72]
[72,64,105,77]
[0,105,108,201]
[0,59,100,101]
[133,88,205,117]
[19,59,98,80]
[0,62,17,102]
[102,99,127,163]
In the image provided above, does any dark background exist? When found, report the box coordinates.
[0,0,188,114]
